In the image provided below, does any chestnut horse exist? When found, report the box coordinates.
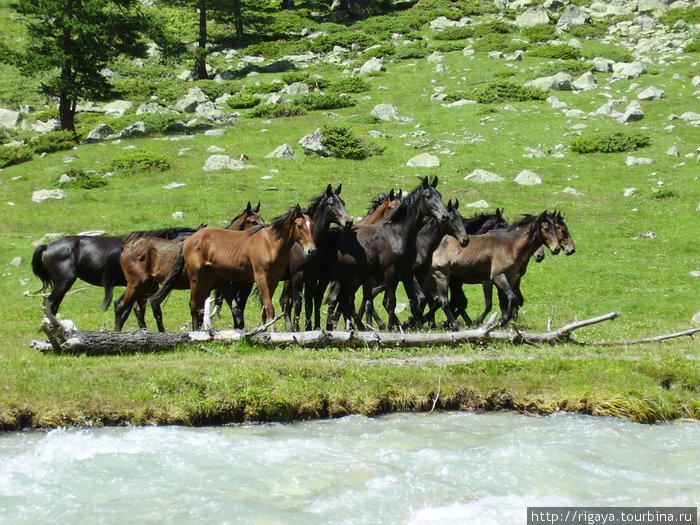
[153,205,315,330]
[114,202,265,331]
[425,211,562,330]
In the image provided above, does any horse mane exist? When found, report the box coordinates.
[385,184,422,224]
[508,214,540,230]
[223,213,246,229]
[122,225,205,242]
[249,207,298,235]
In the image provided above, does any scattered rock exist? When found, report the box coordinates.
[623,188,637,197]
[626,155,653,166]
[163,182,186,190]
[299,129,331,157]
[202,154,245,171]
[83,124,115,144]
[0,108,22,130]
[119,121,146,138]
[465,199,490,209]
[32,189,67,203]
[515,5,549,27]
[370,103,399,121]
[637,86,664,101]
[175,87,210,113]
[266,144,296,159]
[618,100,644,123]
[514,169,541,186]
[101,100,132,117]
[359,57,385,75]
[407,153,440,168]
[632,231,657,240]
[464,169,504,183]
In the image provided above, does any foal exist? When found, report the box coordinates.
[425,211,561,330]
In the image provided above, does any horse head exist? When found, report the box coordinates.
[445,199,469,247]
[228,201,266,231]
[418,176,450,223]
[291,205,317,259]
[537,210,561,255]
[322,183,353,229]
[551,210,575,256]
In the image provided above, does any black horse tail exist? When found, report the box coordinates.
[31,244,52,293]
[101,247,124,311]
[150,247,185,306]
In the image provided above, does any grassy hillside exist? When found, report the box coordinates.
[0,0,698,429]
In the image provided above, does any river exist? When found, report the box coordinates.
[1,412,697,524]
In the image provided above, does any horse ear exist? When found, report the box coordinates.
[326,184,333,196]
[421,176,429,188]
[389,188,395,199]
[538,210,548,222]
[447,199,453,209]
[397,189,403,200]
[336,183,342,195]
[254,201,260,213]
[431,176,438,188]
[454,199,459,210]
[246,201,252,212]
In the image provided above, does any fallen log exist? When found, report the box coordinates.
[31,300,699,356]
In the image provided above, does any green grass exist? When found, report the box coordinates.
[0,0,698,429]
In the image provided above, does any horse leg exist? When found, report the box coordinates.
[323,280,341,331]
[428,267,460,331]
[492,273,518,326]
[255,277,278,331]
[381,277,402,331]
[279,280,293,331]
[473,281,493,326]
[303,276,317,332]
[114,288,136,332]
[291,274,304,332]
[149,295,165,332]
[46,275,76,316]
[234,282,253,329]
[189,270,216,331]
[403,275,426,329]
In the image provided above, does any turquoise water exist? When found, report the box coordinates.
[0,412,697,524]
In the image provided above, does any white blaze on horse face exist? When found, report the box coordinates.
[306,219,312,232]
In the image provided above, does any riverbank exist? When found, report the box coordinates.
[2,338,697,431]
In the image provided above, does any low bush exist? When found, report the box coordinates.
[307,76,330,91]
[244,82,283,95]
[0,145,33,168]
[110,113,184,135]
[105,150,172,174]
[526,44,581,60]
[248,103,307,119]
[651,189,680,200]
[29,130,77,154]
[360,44,396,60]
[569,131,651,154]
[433,26,475,40]
[522,23,557,43]
[430,41,467,53]
[226,93,262,109]
[469,81,548,104]
[684,40,700,53]
[295,93,356,111]
[321,124,383,160]
[57,168,108,190]
[328,77,372,93]
[472,33,521,54]
[534,60,592,78]
[394,43,431,60]
[281,70,311,85]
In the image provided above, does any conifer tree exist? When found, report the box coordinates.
[14,0,149,132]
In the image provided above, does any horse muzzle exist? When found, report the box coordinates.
[459,235,469,248]
[565,247,576,256]
[342,218,354,229]
[549,246,561,255]
[304,247,317,259]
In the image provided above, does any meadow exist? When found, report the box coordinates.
[0,0,698,429]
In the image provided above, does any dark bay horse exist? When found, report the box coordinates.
[152,205,315,331]
[31,226,203,316]
[359,199,470,330]
[281,184,353,331]
[322,176,453,331]
[322,188,403,329]
[425,211,561,330]
[114,202,265,331]
[475,210,575,325]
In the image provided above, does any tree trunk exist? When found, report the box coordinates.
[195,0,208,79]
[58,93,75,132]
[232,0,244,39]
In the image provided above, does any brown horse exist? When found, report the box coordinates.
[115,202,265,331]
[153,205,315,330]
[425,211,562,329]
[359,189,402,225]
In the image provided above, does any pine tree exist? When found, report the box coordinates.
[14,0,148,132]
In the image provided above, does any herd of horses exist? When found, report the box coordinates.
[32,176,575,333]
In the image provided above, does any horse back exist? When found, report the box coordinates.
[185,227,257,282]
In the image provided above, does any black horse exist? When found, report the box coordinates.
[281,184,353,331]
[32,226,203,316]
[320,176,456,331]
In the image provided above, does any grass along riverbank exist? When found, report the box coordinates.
[1,1,698,430]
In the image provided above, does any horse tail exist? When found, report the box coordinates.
[150,246,185,306]
[31,244,52,293]
[101,247,124,311]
